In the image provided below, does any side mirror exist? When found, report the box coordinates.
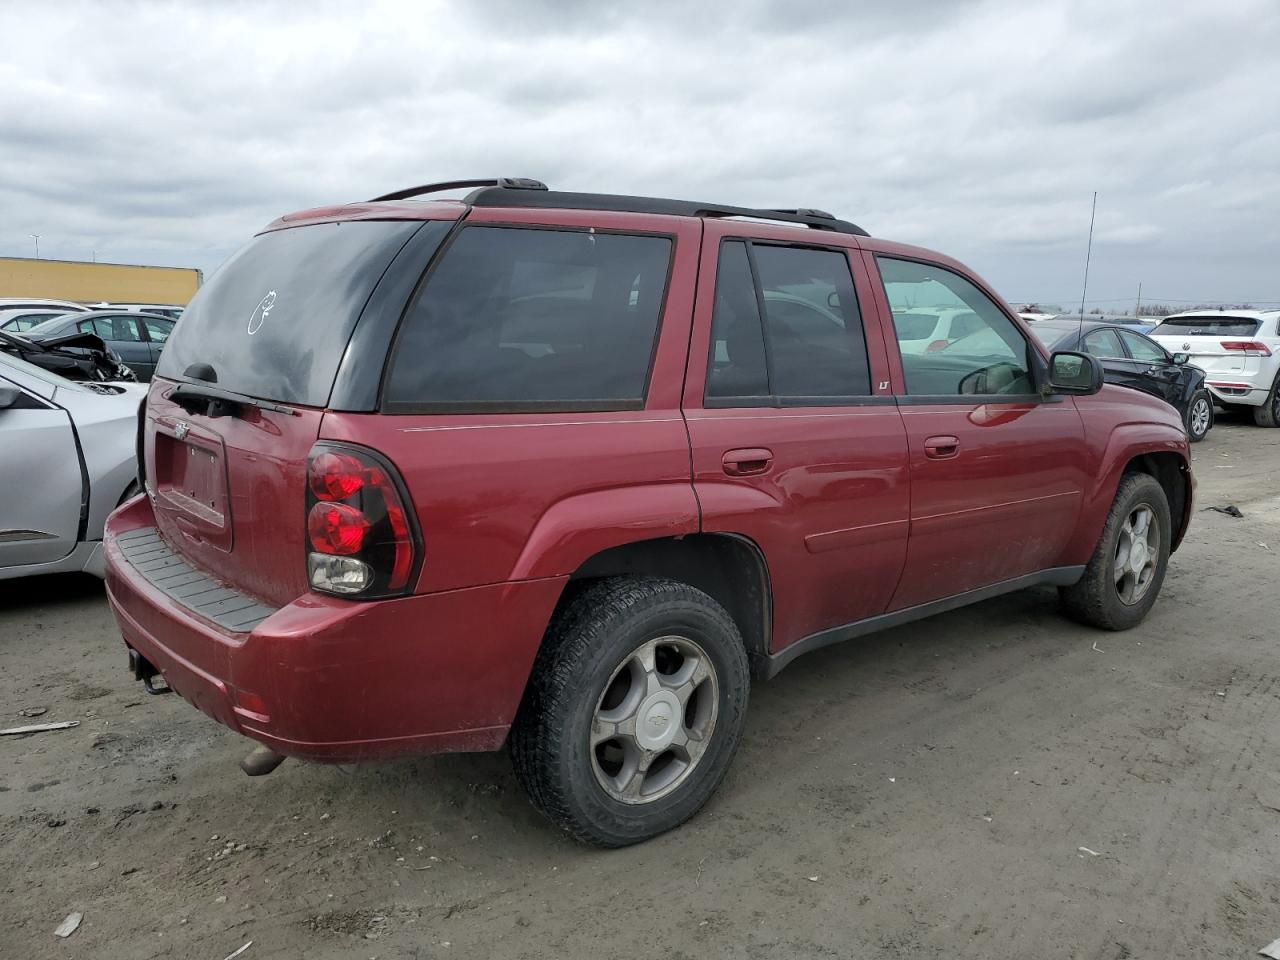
[0,386,21,409]
[1047,351,1104,395]
[1171,352,1190,366]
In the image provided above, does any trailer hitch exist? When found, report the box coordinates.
[128,648,172,695]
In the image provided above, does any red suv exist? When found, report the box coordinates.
[105,178,1193,846]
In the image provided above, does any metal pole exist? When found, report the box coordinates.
[31,234,40,259]
[1135,281,1142,318]
[1078,192,1096,323]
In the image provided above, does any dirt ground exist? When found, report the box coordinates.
[4,411,1280,960]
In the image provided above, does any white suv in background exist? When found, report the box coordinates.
[1148,310,1280,426]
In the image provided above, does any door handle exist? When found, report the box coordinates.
[923,435,960,459]
[722,448,773,476]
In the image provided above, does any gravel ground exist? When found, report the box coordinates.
[3,412,1280,959]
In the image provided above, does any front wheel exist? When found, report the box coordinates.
[1059,472,1171,630]
[511,577,750,847]
[1185,389,1213,442]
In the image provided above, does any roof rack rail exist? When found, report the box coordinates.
[369,177,547,203]
[461,185,868,236]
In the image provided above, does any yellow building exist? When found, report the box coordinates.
[0,256,202,305]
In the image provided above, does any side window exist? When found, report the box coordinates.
[705,240,871,404]
[877,257,1034,396]
[753,245,871,398]
[1083,328,1125,358]
[107,316,144,341]
[384,226,672,411]
[706,242,769,399]
[1119,331,1166,363]
[78,318,111,338]
[142,318,172,343]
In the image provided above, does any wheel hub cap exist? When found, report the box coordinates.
[589,635,719,805]
[1114,504,1159,606]
[636,691,681,751]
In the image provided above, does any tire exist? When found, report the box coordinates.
[1252,372,1280,427]
[510,576,750,847]
[1059,472,1171,631]
[1185,390,1213,442]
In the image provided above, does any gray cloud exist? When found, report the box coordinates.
[1,0,1277,308]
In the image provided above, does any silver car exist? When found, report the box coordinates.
[0,352,144,579]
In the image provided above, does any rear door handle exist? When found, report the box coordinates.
[923,435,960,459]
[722,448,774,476]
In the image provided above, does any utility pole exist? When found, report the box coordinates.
[31,234,40,259]
[1135,281,1142,318]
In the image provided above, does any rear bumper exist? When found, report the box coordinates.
[1204,379,1269,405]
[104,496,566,762]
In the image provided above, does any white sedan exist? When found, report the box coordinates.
[0,352,144,579]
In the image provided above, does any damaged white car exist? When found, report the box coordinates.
[0,351,144,579]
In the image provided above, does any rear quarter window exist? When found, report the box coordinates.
[383,226,672,412]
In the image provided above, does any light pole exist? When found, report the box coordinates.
[31,234,40,259]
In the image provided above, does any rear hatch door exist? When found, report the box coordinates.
[143,218,427,608]
[1147,316,1266,377]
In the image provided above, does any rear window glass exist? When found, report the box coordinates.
[892,311,941,340]
[1149,316,1260,337]
[157,220,423,406]
[383,226,672,411]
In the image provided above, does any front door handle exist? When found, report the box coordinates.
[722,447,774,476]
[924,435,960,459]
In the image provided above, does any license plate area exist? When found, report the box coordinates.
[153,417,234,552]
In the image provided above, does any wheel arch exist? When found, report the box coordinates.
[559,533,774,676]
[1122,451,1192,551]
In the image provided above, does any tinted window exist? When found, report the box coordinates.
[158,220,425,406]
[878,257,1034,396]
[1149,316,1260,337]
[706,242,769,399]
[1083,328,1125,358]
[384,227,671,410]
[141,317,173,343]
[754,245,870,398]
[706,241,870,403]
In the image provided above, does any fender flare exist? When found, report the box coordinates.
[1062,423,1191,561]
[508,482,700,581]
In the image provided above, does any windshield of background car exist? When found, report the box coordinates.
[156,220,426,406]
[1149,316,1261,337]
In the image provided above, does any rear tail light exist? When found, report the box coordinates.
[305,443,420,598]
[1220,340,1272,356]
[925,339,950,353]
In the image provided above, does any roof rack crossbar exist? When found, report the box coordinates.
[369,177,547,203]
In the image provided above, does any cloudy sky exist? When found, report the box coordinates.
[2,0,1278,310]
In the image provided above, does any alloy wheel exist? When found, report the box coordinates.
[590,636,718,805]
[1189,397,1211,437]
[1114,504,1159,605]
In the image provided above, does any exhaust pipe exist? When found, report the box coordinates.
[240,745,286,777]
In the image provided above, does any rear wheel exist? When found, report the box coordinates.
[1185,390,1213,442]
[1059,472,1171,631]
[1252,372,1280,427]
[511,576,750,847]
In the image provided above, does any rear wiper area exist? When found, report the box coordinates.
[170,382,299,418]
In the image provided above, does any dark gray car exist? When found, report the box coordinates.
[23,309,175,381]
